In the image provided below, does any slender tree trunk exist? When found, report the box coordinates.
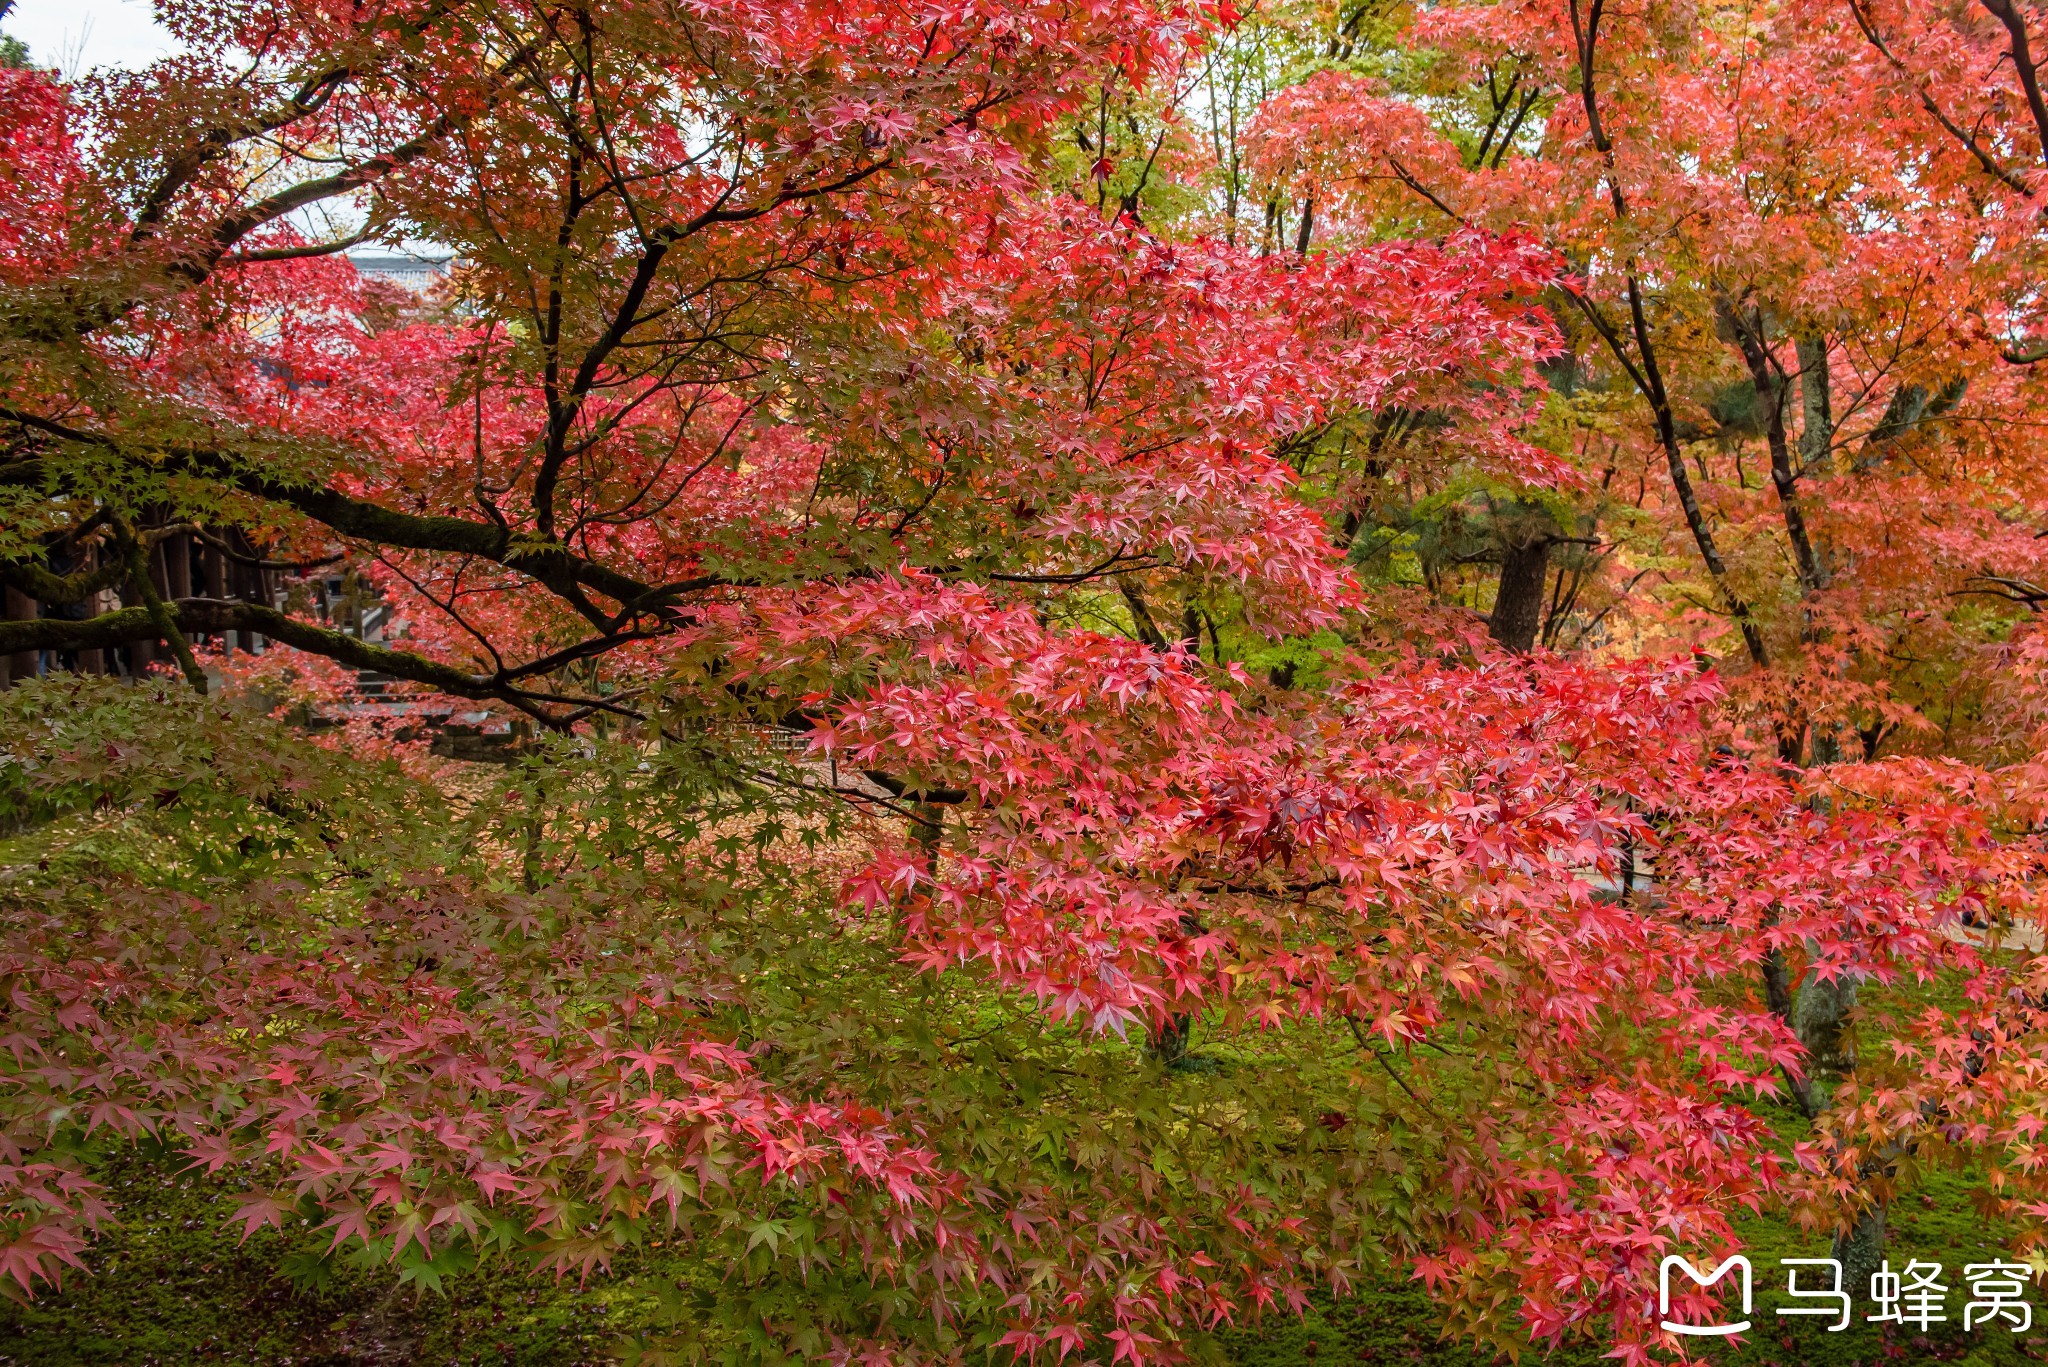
[1621,278,1769,669]
[1761,944,1819,1117]
[1725,304,1827,598]
[1857,377,1966,470]
[1145,1014,1192,1067]
[1118,578,1168,650]
[1834,1202,1887,1297]
[1797,334,1834,476]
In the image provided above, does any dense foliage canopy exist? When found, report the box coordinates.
[3,0,2048,1362]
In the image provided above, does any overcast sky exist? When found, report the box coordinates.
[5,0,181,75]
[1,0,442,251]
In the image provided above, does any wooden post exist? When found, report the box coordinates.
[164,534,192,600]
[125,568,158,677]
[229,540,264,654]
[201,541,230,651]
[75,547,104,674]
[3,585,35,687]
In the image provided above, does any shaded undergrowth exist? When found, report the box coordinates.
[7,1133,2048,1367]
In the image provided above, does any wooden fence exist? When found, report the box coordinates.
[1,527,287,687]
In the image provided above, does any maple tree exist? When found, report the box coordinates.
[1232,0,2048,1275]
[3,0,2048,1364]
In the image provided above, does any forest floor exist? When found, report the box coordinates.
[3,1096,2046,1367]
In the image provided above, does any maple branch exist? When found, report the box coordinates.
[31,32,537,341]
[983,551,1159,585]
[1118,577,1170,650]
[0,409,716,631]
[129,63,360,246]
[1979,0,2048,169]
[1561,15,1770,669]
[110,513,208,694]
[0,605,158,655]
[1719,296,1828,597]
[1345,1016,1444,1122]
[0,550,127,606]
[1955,575,2048,608]
[1473,64,1522,169]
[1557,287,1653,398]
[186,526,346,573]
[1493,88,1543,169]
[766,709,970,805]
[219,228,372,266]
[1848,0,2036,193]
[1382,155,1471,227]
[531,152,901,535]
[857,769,970,806]
[0,596,640,727]
[190,52,536,285]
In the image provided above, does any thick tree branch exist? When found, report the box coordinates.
[220,229,373,267]
[0,597,626,728]
[0,553,126,607]
[187,47,538,285]
[0,409,719,627]
[1979,0,2048,169]
[531,153,901,534]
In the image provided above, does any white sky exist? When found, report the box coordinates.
[1,0,433,250]
[4,0,182,75]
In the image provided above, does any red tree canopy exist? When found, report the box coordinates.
[3,0,2047,1363]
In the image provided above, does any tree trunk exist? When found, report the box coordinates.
[1145,1015,1192,1067]
[1760,944,1819,1118]
[1858,377,1966,469]
[1797,334,1834,475]
[1725,304,1827,599]
[122,578,157,677]
[1489,536,1551,653]
[1833,1202,1887,1298]
[1117,578,1168,650]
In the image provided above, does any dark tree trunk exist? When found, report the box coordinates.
[1488,537,1551,653]
[1797,334,1834,475]
[122,578,157,676]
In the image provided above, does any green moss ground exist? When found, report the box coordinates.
[0,1148,673,1366]
[8,1126,2048,1367]
[3,973,2038,1367]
